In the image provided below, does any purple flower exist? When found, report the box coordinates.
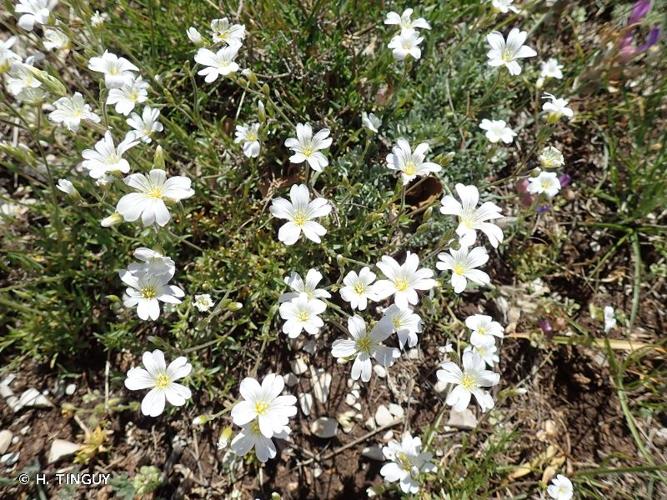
[558,173,572,189]
[628,0,651,26]
[538,319,553,335]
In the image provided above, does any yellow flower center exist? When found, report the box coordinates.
[302,145,314,157]
[461,373,476,391]
[478,327,487,335]
[391,316,402,329]
[109,65,120,75]
[355,335,372,354]
[397,452,412,470]
[246,131,258,141]
[254,400,270,415]
[297,311,310,322]
[394,278,409,291]
[453,264,466,276]
[155,373,170,389]
[147,187,164,199]
[293,210,307,227]
[404,161,417,176]
[353,282,366,295]
[501,48,514,62]
[460,214,475,230]
[129,89,139,102]
[141,286,157,299]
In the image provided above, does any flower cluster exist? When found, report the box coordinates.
[385,8,431,61]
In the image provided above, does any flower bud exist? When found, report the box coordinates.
[28,66,66,96]
[154,145,165,169]
[101,212,123,227]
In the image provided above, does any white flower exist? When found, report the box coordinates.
[210,18,246,46]
[388,30,424,61]
[129,247,175,278]
[43,28,69,51]
[437,351,500,412]
[15,0,55,31]
[386,139,441,185]
[465,314,504,347]
[106,76,149,116]
[194,294,214,312]
[539,146,564,169]
[6,63,44,102]
[279,268,331,303]
[124,350,192,417]
[234,123,261,158]
[120,265,184,320]
[542,93,574,121]
[340,267,381,311]
[486,28,537,75]
[527,171,561,198]
[491,0,520,14]
[48,93,101,132]
[231,422,290,463]
[540,58,563,79]
[479,119,516,144]
[439,183,504,247]
[374,252,436,309]
[126,106,164,143]
[284,123,333,172]
[81,131,138,179]
[380,433,436,494]
[231,374,297,437]
[187,27,203,45]
[380,304,422,349]
[547,474,574,500]
[194,44,241,83]
[436,245,490,294]
[362,112,381,133]
[603,305,616,333]
[88,50,139,88]
[278,295,326,338]
[116,169,195,227]
[465,343,499,367]
[56,179,77,197]
[384,8,431,32]
[90,11,109,27]
[0,37,20,73]
[269,184,332,245]
[331,315,400,383]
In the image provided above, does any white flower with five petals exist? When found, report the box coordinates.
[486,28,536,75]
[49,92,100,132]
[194,43,241,82]
[120,265,184,320]
[126,106,164,143]
[340,267,381,311]
[15,0,55,31]
[116,169,195,227]
[279,268,331,303]
[436,351,500,412]
[479,119,516,144]
[124,350,192,417]
[284,123,333,172]
[436,245,490,294]
[380,433,436,494]
[439,183,504,247]
[386,139,441,185]
[210,18,246,46]
[547,474,574,500]
[374,252,436,309]
[88,50,139,88]
[380,304,422,349]
[230,374,297,438]
[81,131,139,179]
[278,295,326,338]
[234,123,261,158]
[269,184,332,245]
[106,76,149,115]
[388,30,424,61]
[465,314,504,347]
[384,8,431,32]
[331,316,400,383]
